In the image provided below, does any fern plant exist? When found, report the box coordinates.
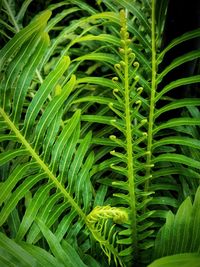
[0,0,200,267]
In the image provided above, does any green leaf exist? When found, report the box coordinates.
[34,74,76,147]
[155,76,200,102]
[82,114,116,125]
[159,28,200,61]
[0,31,44,111]
[0,10,51,68]
[74,52,118,65]
[36,219,87,267]
[13,33,49,123]
[0,162,37,205]
[0,173,47,226]
[16,0,33,23]
[77,76,115,89]
[15,183,54,241]
[157,50,200,83]
[0,149,28,166]
[20,242,64,267]
[115,0,151,35]
[152,136,200,150]
[152,154,200,170]
[70,33,120,47]
[73,95,122,110]
[68,131,92,192]
[155,99,200,119]
[153,118,200,134]
[46,7,80,32]
[0,232,37,267]
[23,56,71,136]
[153,187,200,259]
[148,253,200,267]
[51,109,81,174]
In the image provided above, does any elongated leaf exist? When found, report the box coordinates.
[159,28,200,61]
[46,7,79,31]
[77,76,116,89]
[0,232,37,267]
[74,52,118,65]
[20,242,64,267]
[0,162,37,205]
[155,76,200,102]
[148,253,200,267]
[12,32,49,124]
[152,137,200,150]
[154,118,200,134]
[16,0,33,23]
[70,33,120,47]
[153,187,200,258]
[51,109,80,173]
[157,50,200,83]
[115,0,151,35]
[15,183,54,241]
[36,219,87,267]
[59,123,81,183]
[152,154,200,169]
[0,31,44,110]
[155,99,200,119]
[26,192,65,244]
[0,149,28,166]
[0,173,47,226]
[23,56,70,136]
[34,75,76,147]
[68,131,92,191]
[0,10,51,68]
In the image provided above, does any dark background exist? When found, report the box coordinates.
[161,0,200,97]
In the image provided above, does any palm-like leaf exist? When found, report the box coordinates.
[0,9,97,265]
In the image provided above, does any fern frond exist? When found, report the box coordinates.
[86,205,128,266]
[0,9,93,261]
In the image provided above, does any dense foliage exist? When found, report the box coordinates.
[0,1,200,266]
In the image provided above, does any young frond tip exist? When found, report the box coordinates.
[86,205,128,225]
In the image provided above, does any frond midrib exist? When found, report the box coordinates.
[145,0,156,194]
[124,31,138,256]
[0,107,122,262]
[0,107,86,221]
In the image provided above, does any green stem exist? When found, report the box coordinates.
[3,0,20,32]
[145,0,156,193]
[124,38,138,258]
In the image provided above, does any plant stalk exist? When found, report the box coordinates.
[124,32,138,262]
[145,0,157,195]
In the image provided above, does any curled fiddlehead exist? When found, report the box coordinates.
[86,205,128,266]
